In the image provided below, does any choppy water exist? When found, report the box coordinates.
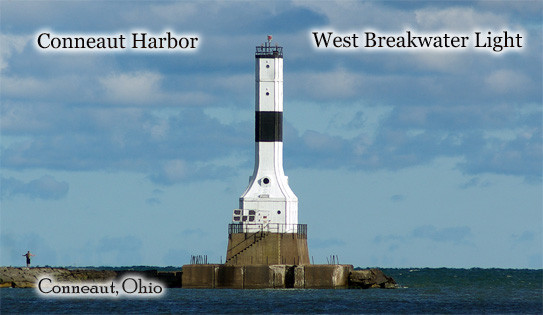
[1,268,541,314]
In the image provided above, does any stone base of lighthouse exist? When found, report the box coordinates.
[225,233,310,266]
[225,225,310,266]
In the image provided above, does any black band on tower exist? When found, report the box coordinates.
[255,111,282,142]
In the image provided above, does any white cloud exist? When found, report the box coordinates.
[484,69,531,94]
[98,71,227,107]
[100,71,163,105]
[0,34,31,71]
[1,74,98,105]
[411,52,471,73]
[1,101,53,133]
[415,7,506,31]
[1,76,48,98]
[477,1,543,20]
[144,117,170,141]
[161,159,189,182]
[292,67,362,100]
[148,2,200,24]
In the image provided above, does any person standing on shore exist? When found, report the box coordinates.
[23,251,35,267]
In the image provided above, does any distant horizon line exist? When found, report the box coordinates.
[3,265,541,270]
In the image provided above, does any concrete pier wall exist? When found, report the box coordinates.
[294,265,353,289]
[182,264,353,289]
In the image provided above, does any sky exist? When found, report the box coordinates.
[1,1,541,269]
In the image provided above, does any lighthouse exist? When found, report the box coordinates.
[232,35,298,232]
[181,37,394,289]
[226,36,309,265]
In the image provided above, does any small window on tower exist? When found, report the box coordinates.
[233,216,240,221]
[249,210,256,215]
[263,178,270,184]
[266,65,270,68]
[266,92,270,96]
[249,216,255,222]
[277,210,281,215]
[234,210,241,215]
[242,216,248,221]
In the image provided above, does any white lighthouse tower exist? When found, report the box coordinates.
[231,35,298,233]
[226,37,308,265]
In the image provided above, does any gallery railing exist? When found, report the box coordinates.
[228,223,307,237]
[255,45,283,58]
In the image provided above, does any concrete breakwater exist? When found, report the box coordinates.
[182,264,397,289]
[0,265,395,289]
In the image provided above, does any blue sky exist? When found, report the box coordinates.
[1,1,541,268]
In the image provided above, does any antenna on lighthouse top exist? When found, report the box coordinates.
[255,36,282,58]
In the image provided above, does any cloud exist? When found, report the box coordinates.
[459,127,542,182]
[310,237,346,249]
[162,248,191,266]
[148,161,238,185]
[459,177,481,189]
[150,159,189,183]
[373,233,406,244]
[374,224,473,245]
[3,97,540,184]
[412,225,472,244]
[282,101,541,183]
[146,197,161,205]
[1,1,541,186]
[2,107,249,181]
[0,34,31,71]
[291,68,362,100]
[509,231,541,268]
[286,129,351,169]
[485,69,531,94]
[300,1,412,30]
[511,231,535,243]
[411,53,469,73]
[414,7,506,30]
[100,72,163,105]
[383,105,522,131]
[477,1,543,24]
[144,2,327,35]
[1,76,53,100]
[1,175,69,200]
[96,236,143,266]
[178,228,206,238]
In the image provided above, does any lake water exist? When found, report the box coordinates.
[1,268,541,314]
